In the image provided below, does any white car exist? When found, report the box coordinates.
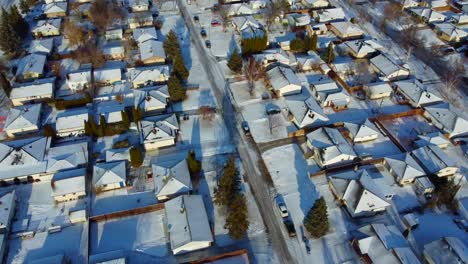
[277,203,289,218]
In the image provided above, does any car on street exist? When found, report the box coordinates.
[241,121,250,136]
[284,220,296,237]
[211,19,221,26]
[277,202,289,218]
[200,28,207,37]
[205,40,211,48]
[194,15,199,21]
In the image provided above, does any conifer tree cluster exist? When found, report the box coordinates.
[164,30,189,102]
[214,155,249,240]
[241,32,268,55]
[304,197,329,238]
[0,6,28,56]
[321,43,335,64]
[84,111,130,137]
[130,146,143,167]
[227,48,242,74]
[19,0,37,14]
[290,34,317,53]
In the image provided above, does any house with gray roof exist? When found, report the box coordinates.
[393,79,442,107]
[153,158,192,201]
[370,54,410,81]
[139,114,179,151]
[284,89,329,128]
[138,39,166,65]
[128,65,171,88]
[266,66,302,96]
[133,86,169,113]
[29,38,54,55]
[423,237,468,264]
[93,161,127,192]
[411,145,458,177]
[384,153,426,185]
[423,103,468,138]
[4,104,42,138]
[16,53,47,81]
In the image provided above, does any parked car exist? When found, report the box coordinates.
[205,40,211,48]
[211,19,221,26]
[194,15,199,21]
[284,220,297,237]
[277,202,289,218]
[453,218,468,231]
[241,121,250,136]
[200,28,207,37]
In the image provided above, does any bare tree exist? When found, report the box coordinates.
[265,0,281,31]
[216,4,229,32]
[63,20,87,47]
[89,0,125,32]
[244,58,266,95]
[352,60,373,86]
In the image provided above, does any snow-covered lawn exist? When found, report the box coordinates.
[353,132,402,159]
[91,189,157,216]
[230,80,268,108]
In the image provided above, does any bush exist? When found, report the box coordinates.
[187,150,201,174]
[227,48,243,74]
[55,93,92,110]
[130,146,143,167]
[113,139,130,149]
[304,197,329,238]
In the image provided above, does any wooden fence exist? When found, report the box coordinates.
[90,203,165,222]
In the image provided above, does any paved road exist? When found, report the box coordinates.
[176,1,295,263]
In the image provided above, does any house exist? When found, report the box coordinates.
[10,78,55,106]
[312,8,346,23]
[306,127,357,167]
[297,52,328,72]
[94,82,132,102]
[133,27,158,43]
[253,49,296,68]
[0,191,16,261]
[423,237,468,264]
[55,107,89,137]
[433,23,467,42]
[45,141,89,174]
[93,161,127,192]
[284,91,329,128]
[383,153,426,185]
[153,158,192,201]
[240,25,266,40]
[128,0,149,12]
[42,2,67,18]
[250,0,268,9]
[16,53,47,81]
[413,176,435,197]
[128,12,153,29]
[344,39,378,58]
[351,224,421,264]
[139,114,179,150]
[139,39,166,64]
[32,18,62,37]
[306,23,328,36]
[51,168,86,203]
[227,3,256,16]
[266,66,302,96]
[409,7,446,23]
[66,70,92,91]
[344,119,379,143]
[165,195,213,255]
[412,145,458,177]
[329,22,365,40]
[287,13,311,28]
[100,42,124,59]
[29,38,54,55]
[4,104,42,138]
[310,75,350,108]
[456,185,468,222]
[94,67,122,85]
[128,65,171,88]
[423,103,468,138]
[95,101,126,124]
[393,79,442,107]
[302,0,329,8]
[231,16,262,32]
[363,82,392,99]
[133,86,169,113]
[105,27,123,41]
[329,170,392,217]
[414,132,450,149]
[370,54,410,81]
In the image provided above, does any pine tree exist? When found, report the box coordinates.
[19,0,29,14]
[214,155,240,206]
[187,150,201,174]
[130,146,143,167]
[167,74,186,102]
[290,38,305,52]
[322,43,335,64]
[0,72,11,96]
[304,197,329,238]
[9,5,28,38]
[121,110,130,128]
[225,193,249,240]
[311,34,318,51]
[84,120,93,136]
[163,30,180,59]
[227,48,242,74]
[43,124,55,138]
[0,8,22,55]
[172,55,189,81]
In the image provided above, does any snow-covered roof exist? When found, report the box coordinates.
[266,66,301,93]
[424,237,468,263]
[10,77,55,100]
[94,67,122,83]
[29,38,54,54]
[55,107,89,132]
[103,44,125,56]
[128,65,171,84]
[4,104,41,131]
[139,114,179,143]
[345,119,379,141]
[284,89,329,128]
[33,18,61,34]
[95,82,132,99]
[241,25,265,39]
[46,141,88,173]
[330,21,364,37]
[42,2,67,14]
[139,39,166,61]
[365,82,392,95]
[344,39,376,57]
[153,158,192,199]
[370,54,409,78]
[165,195,213,252]
[95,101,125,124]
[232,16,262,31]
[287,13,311,27]
[253,49,296,67]
[127,12,153,25]
[316,7,345,22]
[133,27,158,43]
[16,53,47,77]
[0,137,49,167]
[93,161,127,186]
[133,86,169,111]
[67,70,92,84]
[129,0,149,8]
[424,103,468,138]
[228,3,255,15]
[307,127,357,160]
[394,79,442,107]
[51,168,86,197]
[434,23,467,40]
[411,145,457,174]
[415,132,450,148]
[384,153,426,182]
[0,190,15,230]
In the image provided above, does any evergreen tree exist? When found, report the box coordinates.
[0,72,11,96]
[84,120,93,136]
[0,8,22,55]
[19,0,29,14]
[304,197,329,238]
[130,146,143,167]
[290,38,305,52]
[214,155,240,206]
[43,124,55,138]
[163,30,180,59]
[121,110,130,128]
[187,150,201,174]
[225,193,249,240]
[322,43,335,64]
[311,34,318,51]
[167,74,186,102]
[172,55,189,81]
[227,48,242,74]
[132,106,143,124]
[9,5,28,38]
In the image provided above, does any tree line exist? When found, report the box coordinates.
[164,30,189,102]
[0,6,28,57]
[84,111,130,137]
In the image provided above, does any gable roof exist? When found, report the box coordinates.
[29,38,54,54]
[370,54,409,78]
[153,158,192,198]
[415,132,450,148]
[424,103,468,138]
[51,168,86,197]
[266,66,301,92]
[33,18,62,33]
[345,119,379,140]
[139,39,166,61]
[394,79,442,107]
[4,104,41,131]
[93,161,126,186]
[330,21,364,36]
[139,114,179,142]
[232,16,261,31]
[93,67,122,83]
[10,77,55,100]
[385,153,425,181]
[411,145,457,174]
[133,27,158,43]
[16,53,47,77]
[42,2,67,14]
[133,86,169,111]
[128,65,171,84]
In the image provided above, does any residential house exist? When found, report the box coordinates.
[253,49,296,68]
[133,27,158,43]
[285,91,329,128]
[103,44,125,60]
[310,75,350,108]
[297,52,328,72]
[128,12,153,29]
[165,195,213,255]
[312,8,346,23]
[231,16,262,32]
[95,101,126,124]
[240,26,265,40]
[139,114,179,150]
[383,153,426,185]
[66,70,92,91]
[94,67,122,85]
[227,3,256,16]
[363,82,392,99]
[423,237,468,264]
[413,176,435,197]
[105,27,123,41]
[351,224,421,264]
[287,13,311,29]
[414,132,451,149]
[266,66,302,96]
[409,7,446,23]
[29,38,54,55]
[32,18,62,37]
[10,77,55,106]
[329,22,365,40]
[344,119,379,143]
[93,161,127,192]
[4,104,42,138]
[302,0,329,8]
[51,168,86,203]
[434,23,467,42]
[128,65,171,88]
[16,53,47,81]
[344,39,378,58]
[45,141,89,175]
[42,2,67,18]
[306,23,328,36]
[139,39,166,64]
[0,191,16,261]
[153,158,192,201]
[133,86,169,113]
[370,54,410,81]
[128,0,149,12]
[393,79,442,107]
[423,103,468,138]
[55,107,89,137]
[330,169,392,217]
[306,127,357,167]
[456,185,468,222]
[412,145,458,177]
[94,82,132,102]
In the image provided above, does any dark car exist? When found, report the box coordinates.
[205,40,211,48]
[241,121,250,136]
[194,15,199,21]
[200,28,207,37]
[211,19,221,26]
[284,220,297,237]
